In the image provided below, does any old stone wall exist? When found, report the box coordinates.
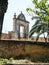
[0,40,49,59]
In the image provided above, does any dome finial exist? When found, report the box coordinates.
[17,12,26,21]
[14,13,16,15]
[21,11,22,14]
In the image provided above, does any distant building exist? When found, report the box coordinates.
[1,33,9,40]
[8,12,29,39]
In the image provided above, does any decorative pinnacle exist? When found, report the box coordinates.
[14,13,16,18]
[21,11,22,14]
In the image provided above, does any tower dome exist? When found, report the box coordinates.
[17,12,26,21]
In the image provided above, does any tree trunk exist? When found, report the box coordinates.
[47,32,49,42]
[47,22,49,42]
[0,0,8,39]
[0,14,4,39]
[44,33,47,42]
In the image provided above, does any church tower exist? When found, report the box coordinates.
[9,12,29,39]
[13,13,17,31]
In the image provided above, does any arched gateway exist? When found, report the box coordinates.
[9,12,29,39]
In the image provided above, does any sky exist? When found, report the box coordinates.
[2,0,47,37]
[2,0,35,33]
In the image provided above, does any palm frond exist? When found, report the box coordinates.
[40,11,46,14]
[29,27,38,37]
[29,22,47,38]
[29,24,42,37]
[32,16,40,20]
[32,19,41,27]
[36,30,45,41]
[36,22,47,32]
[30,24,41,33]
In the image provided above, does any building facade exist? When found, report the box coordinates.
[8,12,29,39]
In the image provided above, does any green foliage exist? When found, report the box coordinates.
[26,0,49,42]
[0,58,14,64]
[26,8,32,12]
[9,57,14,62]
[0,58,8,64]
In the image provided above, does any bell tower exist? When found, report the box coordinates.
[9,12,29,39]
[13,13,17,31]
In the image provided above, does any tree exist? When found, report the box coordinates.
[26,0,49,42]
[0,0,8,39]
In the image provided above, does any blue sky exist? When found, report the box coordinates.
[2,0,35,33]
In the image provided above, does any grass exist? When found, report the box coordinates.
[0,58,14,65]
